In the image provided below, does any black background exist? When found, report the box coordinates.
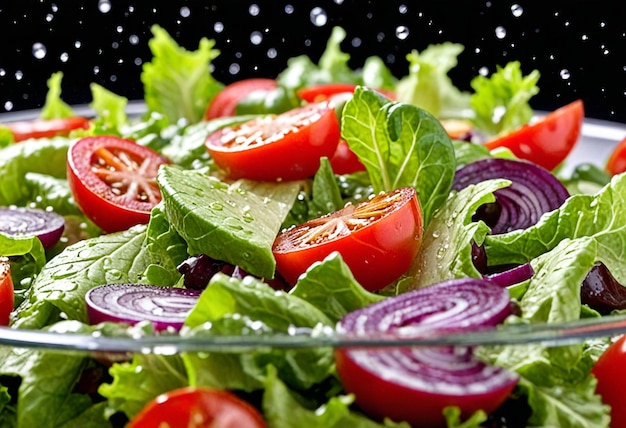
[1,0,625,123]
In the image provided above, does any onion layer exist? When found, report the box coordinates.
[335,279,518,427]
[452,158,569,234]
[0,206,65,249]
[85,284,201,331]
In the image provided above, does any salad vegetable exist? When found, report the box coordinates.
[0,23,623,428]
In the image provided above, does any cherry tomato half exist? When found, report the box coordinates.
[592,335,626,427]
[127,387,267,428]
[67,136,169,233]
[205,101,341,181]
[205,78,277,120]
[484,99,584,171]
[272,187,423,291]
[329,140,366,175]
[296,83,396,103]
[6,116,90,142]
[606,137,626,176]
[0,257,14,326]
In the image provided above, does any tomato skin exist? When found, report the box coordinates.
[205,78,277,120]
[128,387,267,428]
[329,140,366,175]
[206,102,341,181]
[606,137,626,176]
[0,257,13,326]
[297,83,396,103]
[7,117,90,142]
[273,187,423,291]
[484,100,584,171]
[334,349,515,428]
[592,335,626,427]
[67,136,169,233]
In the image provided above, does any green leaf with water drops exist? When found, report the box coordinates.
[12,225,150,329]
[157,166,301,279]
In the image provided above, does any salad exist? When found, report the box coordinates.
[0,24,625,427]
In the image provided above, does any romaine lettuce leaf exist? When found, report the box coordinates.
[341,87,456,226]
[89,83,129,135]
[157,166,300,279]
[40,72,74,120]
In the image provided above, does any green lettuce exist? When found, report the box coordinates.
[40,72,74,119]
[341,87,456,226]
[89,83,129,135]
[470,61,540,136]
[141,24,223,124]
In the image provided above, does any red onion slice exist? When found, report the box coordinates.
[0,206,65,249]
[452,158,569,234]
[85,284,201,332]
[335,279,519,427]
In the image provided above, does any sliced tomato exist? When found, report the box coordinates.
[6,116,90,142]
[483,100,584,171]
[205,78,277,120]
[297,83,396,103]
[0,257,13,326]
[67,136,169,233]
[592,335,626,427]
[128,387,267,428]
[272,187,423,291]
[205,101,340,181]
[606,137,626,176]
[329,140,366,175]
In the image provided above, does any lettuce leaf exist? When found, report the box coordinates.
[395,43,471,118]
[89,83,129,135]
[470,61,540,136]
[40,72,74,119]
[341,87,456,226]
[141,25,223,124]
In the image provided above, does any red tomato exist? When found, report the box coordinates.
[606,137,626,176]
[6,116,90,142]
[296,83,396,103]
[205,101,341,181]
[592,335,626,427]
[272,187,423,291]
[484,100,584,171]
[205,78,277,120]
[329,140,366,175]
[67,136,169,233]
[0,257,13,326]
[334,349,515,428]
[127,387,267,428]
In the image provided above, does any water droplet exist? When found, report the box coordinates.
[116,25,123,33]
[98,0,112,13]
[432,231,440,239]
[4,101,13,111]
[351,37,362,48]
[46,13,54,22]
[250,31,263,45]
[180,6,191,18]
[581,34,589,41]
[267,48,277,59]
[242,252,252,260]
[60,52,69,62]
[209,202,223,211]
[310,7,327,27]
[229,63,240,75]
[399,4,408,14]
[511,4,524,17]
[93,66,100,75]
[134,57,142,66]
[395,25,410,40]
[285,4,294,14]
[32,42,47,59]
[0,69,6,77]
[74,40,82,49]
[249,4,260,16]
[15,70,23,81]
[495,26,507,39]
[129,34,139,45]
[559,69,571,80]
[214,22,224,33]
[478,66,489,76]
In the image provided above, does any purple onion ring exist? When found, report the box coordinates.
[0,206,65,249]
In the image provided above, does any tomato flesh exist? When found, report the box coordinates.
[206,101,341,181]
[0,257,13,326]
[273,187,423,291]
[606,137,626,176]
[67,136,169,233]
[484,99,584,171]
[205,78,277,120]
[7,116,90,142]
[297,83,396,103]
[592,335,626,427]
[128,387,267,428]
